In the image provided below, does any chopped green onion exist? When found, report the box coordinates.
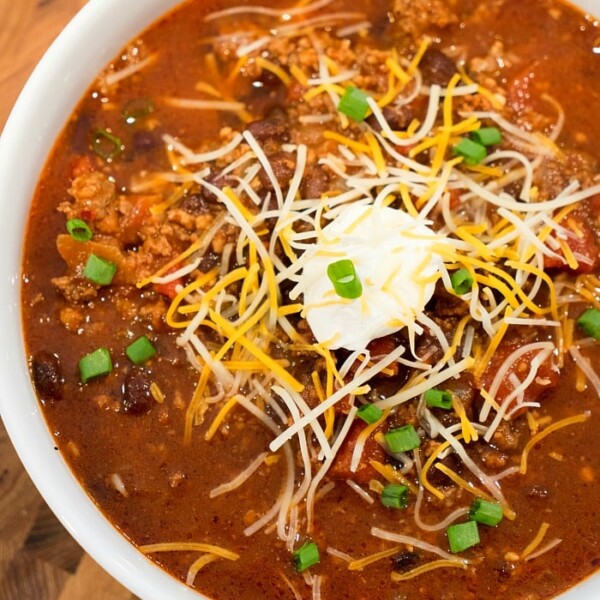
[79,348,112,383]
[381,484,409,509]
[471,127,502,146]
[447,521,480,553]
[450,268,474,295]
[577,308,600,339]
[83,254,117,286]
[66,218,93,242]
[357,403,383,425]
[126,336,157,365]
[327,259,362,300]
[469,498,503,527]
[453,137,487,165]
[337,86,370,122]
[425,388,453,410]
[92,129,123,160]
[293,541,320,572]
[123,98,154,123]
[384,424,421,453]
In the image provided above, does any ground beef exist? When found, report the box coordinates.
[60,171,120,234]
[535,150,599,200]
[392,0,458,37]
[52,275,99,303]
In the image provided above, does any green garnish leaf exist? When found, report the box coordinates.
[338,86,370,122]
[83,254,117,286]
[79,348,112,384]
[66,218,93,242]
[327,259,363,300]
[293,541,320,572]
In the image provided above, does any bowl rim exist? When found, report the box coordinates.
[0,0,599,598]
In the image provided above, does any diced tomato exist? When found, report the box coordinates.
[448,188,463,209]
[78,208,95,222]
[286,81,305,103]
[393,143,416,157]
[348,335,400,377]
[477,339,559,417]
[329,421,386,485]
[544,213,600,273]
[153,277,183,300]
[588,194,600,212]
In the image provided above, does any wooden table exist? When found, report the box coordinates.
[0,1,137,598]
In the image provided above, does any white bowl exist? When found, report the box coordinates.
[0,1,598,599]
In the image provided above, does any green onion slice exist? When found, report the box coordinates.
[327,259,362,300]
[577,308,600,339]
[92,129,123,160]
[450,268,474,295]
[79,348,112,384]
[293,541,320,572]
[453,137,487,165]
[66,218,93,242]
[83,254,117,286]
[381,484,409,509]
[123,98,155,123]
[126,335,157,365]
[357,403,383,425]
[469,498,503,527]
[384,424,421,453]
[425,388,453,410]
[338,86,370,122]
[471,126,502,146]
[447,521,480,554]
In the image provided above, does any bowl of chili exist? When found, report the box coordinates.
[1,0,600,599]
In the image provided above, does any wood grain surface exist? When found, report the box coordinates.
[0,0,138,598]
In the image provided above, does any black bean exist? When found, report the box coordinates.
[31,351,63,401]
[121,367,154,415]
[198,252,220,272]
[427,452,463,487]
[246,118,289,143]
[266,105,288,121]
[494,561,515,581]
[70,112,93,153]
[180,192,211,215]
[253,69,282,89]
[199,170,237,204]
[392,551,420,571]
[258,151,296,191]
[419,48,458,86]
[301,165,330,199]
[367,105,414,132]
[132,130,158,153]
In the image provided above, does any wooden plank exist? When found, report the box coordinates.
[0,0,88,130]
[0,551,70,600]
[57,556,137,600]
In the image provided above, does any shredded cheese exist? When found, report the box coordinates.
[391,559,467,581]
[134,20,600,573]
[520,413,590,474]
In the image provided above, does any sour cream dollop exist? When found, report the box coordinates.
[295,204,445,351]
